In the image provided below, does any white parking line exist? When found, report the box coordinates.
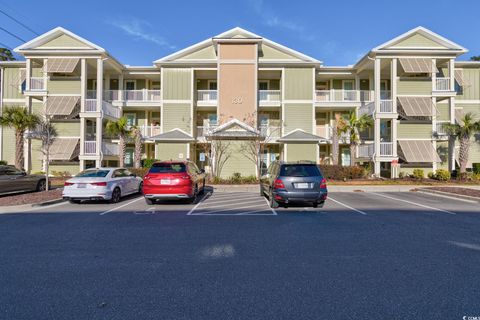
[201,195,265,205]
[195,203,268,214]
[370,192,456,215]
[99,196,144,215]
[200,198,266,209]
[263,196,277,215]
[187,192,211,215]
[327,196,367,215]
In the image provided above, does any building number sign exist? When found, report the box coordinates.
[232,97,243,104]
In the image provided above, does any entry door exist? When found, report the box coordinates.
[342,80,354,101]
[341,148,351,166]
[125,148,134,167]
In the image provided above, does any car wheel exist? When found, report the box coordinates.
[313,203,318,208]
[138,182,143,194]
[198,179,205,195]
[189,185,198,204]
[110,187,121,203]
[269,190,279,208]
[259,185,264,196]
[36,179,46,192]
[145,198,154,205]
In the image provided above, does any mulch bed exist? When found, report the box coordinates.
[0,189,63,206]
[425,187,480,198]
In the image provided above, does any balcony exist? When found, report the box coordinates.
[259,90,281,106]
[259,124,281,139]
[358,144,374,158]
[84,141,97,155]
[102,142,119,156]
[316,90,371,103]
[380,100,393,113]
[434,121,450,138]
[88,90,162,103]
[140,125,162,138]
[29,77,46,91]
[197,90,218,106]
[380,142,394,157]
[434,77,451,91]
[84,99,121,119]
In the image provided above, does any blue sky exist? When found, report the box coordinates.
[1,0,480,65]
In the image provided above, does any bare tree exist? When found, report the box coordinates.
[330,113,345,165]
[30,115,57,191]
[209,139,232,178]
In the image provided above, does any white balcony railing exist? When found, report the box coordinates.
[359,102,375,116]
[358,144,374,158]
[259,124,281,138]
[124,89,161,102]
[102,142,119,156]
[84,141,97,155]
[85,99,97,112]
[29,77,45,91]
[435,121,450,136]
[380,100,393,113]
[140,125,162,138]
[316,125,329,138]
[316,90,371,102]
[380,142,394,156]
[102,101,120,118]
[259,90,281,103]
[435,77,450,91]
[197,90,218,103]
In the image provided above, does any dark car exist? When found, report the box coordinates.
[143,161,206,204]
[260,161,327,208]
[0,165,48,195]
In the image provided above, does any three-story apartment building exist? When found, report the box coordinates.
[1,26,479,178]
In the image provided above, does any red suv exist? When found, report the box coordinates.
[143,161,206,205]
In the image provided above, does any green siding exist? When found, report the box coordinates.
[436,141,449,170]
[2,67,24,99]
[398,123,433,139]
[122,110,148,126]
[436,104,450,121]
[458,104,480,116]
[38,34,90,48]
[181,46,216,60]
[54,122,80,136]
[391,34,444,48]
[162,68,192,100]
[49,164,80,176]
[260,44,297,60]
[31,140,43,173]
[156,142,188,160]
[163,104,191,133]
[397,79,431,95]
[47,79,81,94]
[286,143,317,162]
[470,138,480,165]
[284,68,313,100]
[399,166,434,176]
[284,103,313,133]
[456,69,480,100]
[1,127,15,164]
[220,141,256,178]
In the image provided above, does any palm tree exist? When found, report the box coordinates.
[0,106,40,170]
[331,113,346,165]
[338,111,374,166]
[444,112,480,176]
[0,48,16,61]
[106,117,131,168]
[131,126,143,168]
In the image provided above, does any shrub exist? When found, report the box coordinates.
[473,163,480,174]
[427,172,434,179]
[231,172,242,183]
[51,171,71,178]
[0,160,7,165]
[432,169,451,181]
[318,165,367,180]
[142,159,159,168]
[129,167,149,178]
[399,171,406,179]
[472,173,480,181]
[412,169,424,179]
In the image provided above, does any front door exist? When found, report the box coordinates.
[341,148,351,166]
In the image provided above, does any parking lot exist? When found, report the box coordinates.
[1,188,480,319]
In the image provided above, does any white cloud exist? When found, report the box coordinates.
[107,17,175,50]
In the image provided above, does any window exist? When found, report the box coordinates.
[258,81,269,90]
[208,80,217,90]
[124,113,136,126]
[280,164,321,177]
[259,114,269,125]
[125,149,134,166]
[149,163,186,173]
[342,80,354,101]
[76,169,110,178]
[208,114,218,125]
[125,80,136,90]
[113,169,127,178]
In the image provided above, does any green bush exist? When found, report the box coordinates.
[473,163,480,174]
[427,172,434,179]
[129,167,149,178]
[51,171,71,178]
[231,172,242,183]
[432,169,451,181]
[472,172,480,181]
[412,169,424,179]
[0,160,7,165]
[142,159,159,168]
[318,165,367,180]
[399,171,406,179]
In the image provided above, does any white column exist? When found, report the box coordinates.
[43,58,48,91]
[96,58,103,112]
[449,97,456,172]
[80,59,87,112]
[119,73,124,101]
[95,117,103,167]
[25,96,32,172]
[0,67,3,160]
[355,74,360,100]
[432,97,437,171]
[449,58,455,91]
[431,58,436,91]
[373,58,382,176]
[80,117,85,156]
[96,58,104,168]
[391,58,397,113]
[105,73,110,91]
[374,58,381,112]
[25,59,31,91]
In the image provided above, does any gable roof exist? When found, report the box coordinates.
[278,129,325,142]
[154,27,321,65]
[372,26,467,53]
[15,27,105,53]
[209,118,259,138]
[150,128,194,141]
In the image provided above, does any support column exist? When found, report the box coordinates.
[374,58,381,176]
[24,96,32,172]
[25,59,31,91]
[448,97,456,172]
[391,58,398,160]
[432,96,437,172]
[449,58,455,91]
[96,58,104,168]
[43,58,48,91]
[119,73,124,101]
[80,59,87,113]
[432,58,437,91]
[95,117,103,167]
[0,67,4,160]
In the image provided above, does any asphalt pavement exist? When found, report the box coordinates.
[0,189,479,319]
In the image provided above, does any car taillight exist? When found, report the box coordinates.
[143,175,151,180]
[273,179,285,189]
[64,182,74,186]
[320,178,327,189]
[90,182,107,186]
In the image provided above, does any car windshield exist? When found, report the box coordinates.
[76,170,110,178]
[149,163,186,174]
[280,164,321,177]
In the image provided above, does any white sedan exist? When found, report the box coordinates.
[62,168,143,203]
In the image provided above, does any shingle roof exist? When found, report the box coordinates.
[150,129,194,141]
[278,129,325,142]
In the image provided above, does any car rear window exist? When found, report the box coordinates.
[149,163,186,174]
[280,164,321,177]
[76,170,110,178]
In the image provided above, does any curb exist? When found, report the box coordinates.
[31,198,65,207]
[415,188,480,203]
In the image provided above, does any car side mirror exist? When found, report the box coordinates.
[199,169,205,174]
[130,173,136,177]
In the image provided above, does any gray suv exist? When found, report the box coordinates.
[0,166,47,195]
[260,161,328,208]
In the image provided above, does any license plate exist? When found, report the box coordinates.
[160,179,171,185]
[295,183,310,189]
[77,183,86,188]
